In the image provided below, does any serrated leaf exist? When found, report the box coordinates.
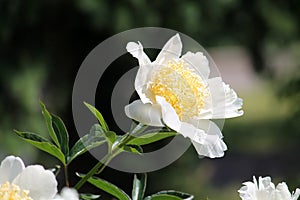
[132,174,147,200]
[84,102,109,132]
[80,193,101,200]
[79,175,131,200]
[144,191,194,200]
[14,130,66,164]
[128,132,177,146]
[51,114,69,157]
[68,125,106,164]
[40,101,60,147]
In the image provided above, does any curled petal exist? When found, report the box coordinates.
[258,176,275,191]
[156,96,227,158]
[126,41,154,104]
[239,176,277,200]
[276,182,300,200]
[181,51,210,79]
[13,165,58,200]
[292,189,300,200]
[179,121,227,158]
[276,182,292,199]
[199,77,243,119]
[156,96,181,132]
[126,41,151,66]
[155,33,182,65]
[0,155,25,184]
[125,100,164,127]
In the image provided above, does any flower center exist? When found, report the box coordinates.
[0,182,33,200]
[149,60,208,120]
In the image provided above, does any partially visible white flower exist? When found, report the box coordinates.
[125,34,243,158]
[53,187,79,200]
[0,155,57,200]
[238,176,300,200]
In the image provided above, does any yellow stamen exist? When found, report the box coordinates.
[149,60,208,120]
[0,182,33,200]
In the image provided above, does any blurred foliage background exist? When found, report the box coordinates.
[0,0,299,199]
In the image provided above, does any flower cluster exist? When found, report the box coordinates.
[239,176,300,200]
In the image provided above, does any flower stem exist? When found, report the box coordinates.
[74,154,111,190]
[64,164,70,187]
[74,123,146,190]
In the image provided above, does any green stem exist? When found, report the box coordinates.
[74,123,146,190]
[64,164,69,187]
[74,154,110,190]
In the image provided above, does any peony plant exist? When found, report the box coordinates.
[3,33,296,200]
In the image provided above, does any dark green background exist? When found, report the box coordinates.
[0,0,299,199]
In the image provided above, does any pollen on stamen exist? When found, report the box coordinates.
[149,60,208,120]
[0,182,33,200]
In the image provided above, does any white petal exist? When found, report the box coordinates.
[155,33,182,65]
[127,41,154,104]
[199,77,243,119]
[156,96,227,158]
[276,182,292,199]
[258,176,275,191]
[188,119,223,138]
[238,176,277,200]
[255,176,275,199]
[156,96,181,131]
[179,121,227,158]
[238,177,259,200]
[126,41,151,66]
[13,165,58,200]
[134,64,154,104]
[0,155,25,184]
[181,51,210,79]
[292,189,300,200]
[53,188,79,200]
[125,100,164,127]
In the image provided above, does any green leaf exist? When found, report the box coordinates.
[84,102,109,132]
[68,125,106,164]
[79,193,101,200]
[81,175,131,200]
[129,122,147,135]
[14,130,66,164]
[90,124,105,136]
[123,145,143,155]
[144,191,194,200]
[132,174,147,200]
[39,101,60,147]
[51,114,69,157]
[128,132,177,146]
[144,194,182,200]
[104,131,117,144]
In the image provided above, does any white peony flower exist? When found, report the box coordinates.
[0,155,57,200]
[125,34,243,158]
[53,187,79,200]
[238,176,300,200]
